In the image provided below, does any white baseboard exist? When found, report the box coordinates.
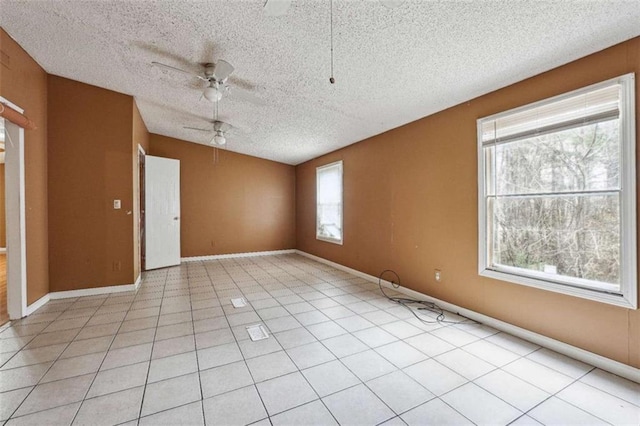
[181,249,296,262]
[295,250,640,384]
[133,273,142,291]
[25,293,50,316]
[49,280,140,300]
[22,274,141,317]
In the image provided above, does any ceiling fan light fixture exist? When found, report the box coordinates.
[212,132,226,146]
[204,85,223,102]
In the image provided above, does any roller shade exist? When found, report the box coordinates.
[481,84,620,146]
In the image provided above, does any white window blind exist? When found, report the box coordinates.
[481,85,621,146]
[316,161,343,244]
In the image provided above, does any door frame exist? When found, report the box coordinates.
[138,145,146,272]
[1,96,27,319]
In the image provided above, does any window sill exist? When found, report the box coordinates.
[479,268,637,309]
[316,236,343,245]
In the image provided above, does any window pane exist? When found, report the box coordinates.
[317,162,342,242]
[490,194,620,289]
[493,120,620,195]
[318,167,342,204]
[317,204,342,239]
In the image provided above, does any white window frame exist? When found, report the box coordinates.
[316,160,344,245]
[477,74,637,309]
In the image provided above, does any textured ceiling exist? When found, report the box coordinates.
[1,1,639,165]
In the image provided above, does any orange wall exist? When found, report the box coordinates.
[48,76,136,291]
[0,28,49,304]
[150,134,296,257]
[296,37,640,368]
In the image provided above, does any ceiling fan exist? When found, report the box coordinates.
[152,59,263,105]
[183,120,243,147]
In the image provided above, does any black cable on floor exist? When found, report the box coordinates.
[377,269,476,325]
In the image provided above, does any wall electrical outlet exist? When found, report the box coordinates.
[435,269,442,282]
[113,199,121,209]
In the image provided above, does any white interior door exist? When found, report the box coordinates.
[3,113,27,319]
[145,155,180,270]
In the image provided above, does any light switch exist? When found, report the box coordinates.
[113,199,121,209]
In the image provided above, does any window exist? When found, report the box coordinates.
[317,160,343,244]
[478,74,636,308]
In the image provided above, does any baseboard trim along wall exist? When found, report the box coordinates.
[25,293,50,316]
[49,275,142,300]
[295,250,640,384]
[181,249,296,262]
[25,275,143,317]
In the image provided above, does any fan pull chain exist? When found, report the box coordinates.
[329,0,335,84]
[212,101,219,165]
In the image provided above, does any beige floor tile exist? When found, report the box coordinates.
[101,343,152,371]
[203,385,267,425]
[87,361,149,398]
[141,373,201,416]
[152,334,196,359]
[24,330,80,349]
[139,401,204,426]
[0,362,52,393]
[43,317,89,333]
[0,387,33,421]
[41,352,105,383]
[154,321,193,341]
[200,360,254,398]
[14,374,94,416]
[1,343,67,370]
[74,323,120,341]
[73,386,144,426]
[6,402,80,426]
[197,342,243,370]
[148,351,198,383]
[59,336,112,359]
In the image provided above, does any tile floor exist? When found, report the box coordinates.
[0,254,639,425]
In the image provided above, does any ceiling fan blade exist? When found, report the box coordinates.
[227,86,266,106]
[213,60,235,81]
[183,126,211,132]
[264,0,291,16]
[152,61,208,81]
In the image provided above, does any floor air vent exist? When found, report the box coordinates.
[246,324,269,341]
